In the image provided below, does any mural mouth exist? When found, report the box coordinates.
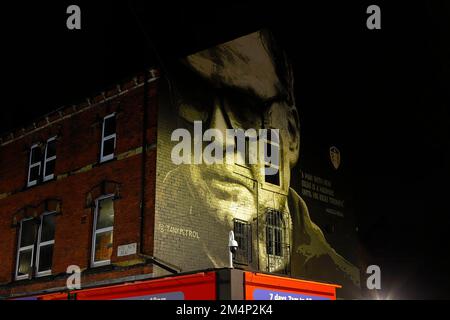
[208,178,250,201]
[196,165,255,202]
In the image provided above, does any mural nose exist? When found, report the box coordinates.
[208,100,238,156]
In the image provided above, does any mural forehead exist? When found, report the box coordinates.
[184,31,281,101]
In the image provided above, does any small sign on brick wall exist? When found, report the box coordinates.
[117,243,137,257]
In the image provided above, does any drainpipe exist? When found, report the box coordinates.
[139,70,149,258]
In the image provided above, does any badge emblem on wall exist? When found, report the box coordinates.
[330,146,341,170]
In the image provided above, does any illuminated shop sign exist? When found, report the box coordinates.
[116,291,185,300]
[253,289,331,301]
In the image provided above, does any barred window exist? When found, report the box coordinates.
[266,210,283,257]
[233,219,251,264]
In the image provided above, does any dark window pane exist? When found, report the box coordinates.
[235,223,247,251]
[266,129,272,142]
[266,210,284,257]
[266,130,280,145]
[102,138,115,158]
[275,229,282,256]
[41,214,55,243]
[266,227,273,255]
[46,140,56,158]
[96,198,114,230]
[17,249,33,277]
[264,142,280,165]
[20,220,36,248]
[104,116,116,137]
[38,244,53,272]
[30,147,41,164]
[234,220,250,264]
[94,231,113,262]
[265,166,280,186]
[44,159,55,178]
[29,165,40,183]
[265,142,272,159]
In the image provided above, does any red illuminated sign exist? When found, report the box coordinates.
[39,272,217,300]
[245,272,340,301]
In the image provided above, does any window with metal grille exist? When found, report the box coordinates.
[233,219,251,264]
[266,210,283,257]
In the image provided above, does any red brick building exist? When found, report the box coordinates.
[0,31,362,300]
[0,69,162,298]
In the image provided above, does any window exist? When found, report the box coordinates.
[234,136,251,167]
[16,219,36,280]
[266,210,283,257]
[264,130,280,186]
[91,195,114,267]
[100,113,116,163]
[27,144,42,187]
[27,137,57,187]
[36,213,56,277]
[233,219,251,264]
[15,213,56,280]
[43,137,57,182]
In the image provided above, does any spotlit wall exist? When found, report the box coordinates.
[154,30,361,299]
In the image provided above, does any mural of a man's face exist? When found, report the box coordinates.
[173,31,300,220]
[158,31,360,296]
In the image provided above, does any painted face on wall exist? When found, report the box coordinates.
[162,30,300,273]
[157,31,360,296]
[174,30,300,214]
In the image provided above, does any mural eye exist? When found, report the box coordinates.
[222,89,264,130]
[178,102,210,124]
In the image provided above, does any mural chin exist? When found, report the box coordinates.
[187,164,258,222]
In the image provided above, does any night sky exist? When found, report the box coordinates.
[1,1,449,299]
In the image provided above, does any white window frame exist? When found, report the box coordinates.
[15,218,35,281]
[91,194,115,268]
[27,143,41,187]
[43,137,57,182]
[35,211,56,277]
[100,113,116,163]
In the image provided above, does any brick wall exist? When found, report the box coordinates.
[0,72,158,298]
[153,79,292,278]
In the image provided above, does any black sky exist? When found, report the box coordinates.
[1,1,449,299]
